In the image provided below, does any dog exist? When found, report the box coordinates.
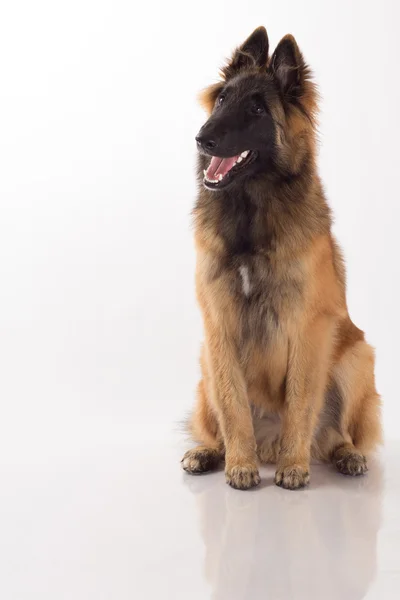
[181,26,381,490]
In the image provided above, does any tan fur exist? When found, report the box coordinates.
[182,29,382,490]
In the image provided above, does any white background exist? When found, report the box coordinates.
[0,0,399,460]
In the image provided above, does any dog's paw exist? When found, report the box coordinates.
[225,464,261,490]
[274,465,310,490]
[181,447,221,474]
[335,452,368,476]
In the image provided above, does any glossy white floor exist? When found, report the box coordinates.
[1,425,399,600]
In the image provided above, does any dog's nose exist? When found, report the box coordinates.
[195,135,216,151]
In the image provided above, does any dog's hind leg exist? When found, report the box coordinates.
[182,377,224,475]
[313,335,382,476]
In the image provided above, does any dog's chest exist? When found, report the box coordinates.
[232,254,303,341]
[234,257,265,300]
[238,264,252,297]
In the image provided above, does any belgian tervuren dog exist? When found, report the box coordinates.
[182,27,381,490]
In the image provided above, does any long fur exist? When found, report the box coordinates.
[182,27,382,490]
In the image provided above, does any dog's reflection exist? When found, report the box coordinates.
[185,463,383,600]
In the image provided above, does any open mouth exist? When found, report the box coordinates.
[203,150,257,189]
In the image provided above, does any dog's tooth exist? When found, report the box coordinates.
[237,156,243,163]
[241,150,249,158]
[203,169,207,177]
[218,174,223,181]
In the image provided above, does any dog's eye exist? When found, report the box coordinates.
[217,94,226,106]
[251,103,265,115]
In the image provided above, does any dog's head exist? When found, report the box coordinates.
[196,27,318,191]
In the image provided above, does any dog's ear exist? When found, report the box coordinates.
[270,35,308,99]
[222,26,269,79]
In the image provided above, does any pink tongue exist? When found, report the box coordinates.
[205,155,240,180]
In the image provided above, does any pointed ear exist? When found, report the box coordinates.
[222,26,269,79]
[270,35,307,99]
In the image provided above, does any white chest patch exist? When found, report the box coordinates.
[238,265,251,297]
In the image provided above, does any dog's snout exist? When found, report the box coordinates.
[195,134,216,151]
[205,139,216,150]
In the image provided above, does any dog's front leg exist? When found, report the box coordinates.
[275,317,334,490]
[205,326,260,490]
